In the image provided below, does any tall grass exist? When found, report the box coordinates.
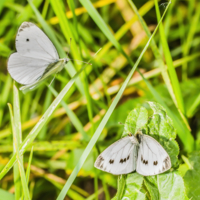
[0,0,200,199]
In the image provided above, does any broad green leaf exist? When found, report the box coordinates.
[112,173,146,200]
[145,171,188,200]
[184,152,200,200]
[0,189,14,200]
[123,106,148,136]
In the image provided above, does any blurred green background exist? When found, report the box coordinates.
[0,0,200,199]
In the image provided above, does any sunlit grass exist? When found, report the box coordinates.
[0,0,200,199]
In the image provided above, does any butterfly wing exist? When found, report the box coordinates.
[136,135,171,176]
[8,22,59,85]
[15,22,59,60]
[94,136,138,175]
[8,53,51,85]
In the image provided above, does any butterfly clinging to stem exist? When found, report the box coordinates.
[94,130,171,176]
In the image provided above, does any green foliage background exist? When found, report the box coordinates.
[0,0,200,199]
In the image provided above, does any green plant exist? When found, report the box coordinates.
[0,0,200,199]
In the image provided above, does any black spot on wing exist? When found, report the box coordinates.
[142,159,148,165]
[164,156,170,168]
[153,161,158,165]
[119,156,129,164]
[161,156,171,171]
[109,159,114,164]
[26,38,29,42]
[21,22,33,29]
[95,156,104,167]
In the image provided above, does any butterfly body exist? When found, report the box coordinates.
[7,22,69,91]
[94,131,171,176]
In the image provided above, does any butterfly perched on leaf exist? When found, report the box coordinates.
[94,130,171,176]
[7,22,69,92]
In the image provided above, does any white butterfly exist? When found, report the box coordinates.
[94,131,171,176]
[7,22,69,91]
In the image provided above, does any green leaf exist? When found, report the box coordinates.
[184,151,200,200]
[145,171,188,200]
[112,173,146,200]
[123,106,148,136]
[0,189,14,200]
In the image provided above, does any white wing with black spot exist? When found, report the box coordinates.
[136,135,171,176]
[15,22,58,60]
[94,136,138,175]
[7,22,59,85]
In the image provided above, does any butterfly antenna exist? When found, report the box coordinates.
[69,47,103,65]
[69,59,92,65]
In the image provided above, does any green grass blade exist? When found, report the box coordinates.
[182,3,200,81]
[21,146,34,200]
[0,63,90,180]
[154,0,185,116]
[68,0,95,135]
[49,0,96,130]
[47,85,89,141]
[56,12,167,200]
[13,83,23,200]
[0,0,6,13]
[85,188,104,200]
[187,93,200,118]
[49,0,81,62]
[96,0,155,61]
[79,0,129,62]
[8,102,30,200]
[0,76,12,125]
[26,146,34,183]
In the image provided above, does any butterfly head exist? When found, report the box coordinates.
[135,130,144,143]
[63,58,70,63]
[128,133,133,137]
